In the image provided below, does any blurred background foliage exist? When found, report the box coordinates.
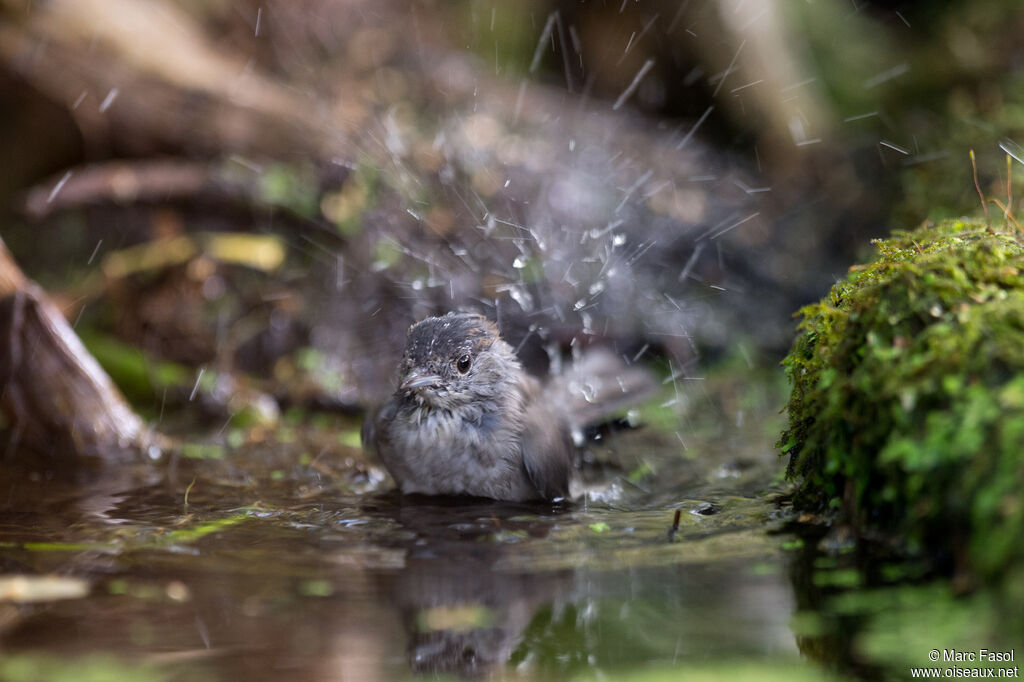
[0,0,1022,414]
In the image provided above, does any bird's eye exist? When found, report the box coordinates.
[455,354,472,374]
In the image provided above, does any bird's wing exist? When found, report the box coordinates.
[361,398,398,456]
[546,347,657,430]
[517,377,573,500]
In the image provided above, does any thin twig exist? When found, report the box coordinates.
[970,150,990,227]
[988,198,1022,232]
[1007,153,1015,231]
[184,476,197,511]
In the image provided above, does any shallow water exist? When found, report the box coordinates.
[2,378,1003,682]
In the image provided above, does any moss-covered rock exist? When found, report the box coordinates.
[779,218,1024,581]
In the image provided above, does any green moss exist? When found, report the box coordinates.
[779,218,1024,581]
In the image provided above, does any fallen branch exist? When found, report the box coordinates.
[0,237,159,459]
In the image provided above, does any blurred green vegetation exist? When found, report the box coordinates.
[789,0,1024,225]
[80,331,191,406]
[0,655,165,682]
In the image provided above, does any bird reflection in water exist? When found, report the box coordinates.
[372,494,573,678]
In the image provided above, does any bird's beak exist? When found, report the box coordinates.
[400,373,442,391]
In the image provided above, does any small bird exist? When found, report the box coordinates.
[362,312,652,502]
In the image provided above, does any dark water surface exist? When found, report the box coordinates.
[0,384,855,681]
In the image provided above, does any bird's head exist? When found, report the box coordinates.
[397,312,518,410]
